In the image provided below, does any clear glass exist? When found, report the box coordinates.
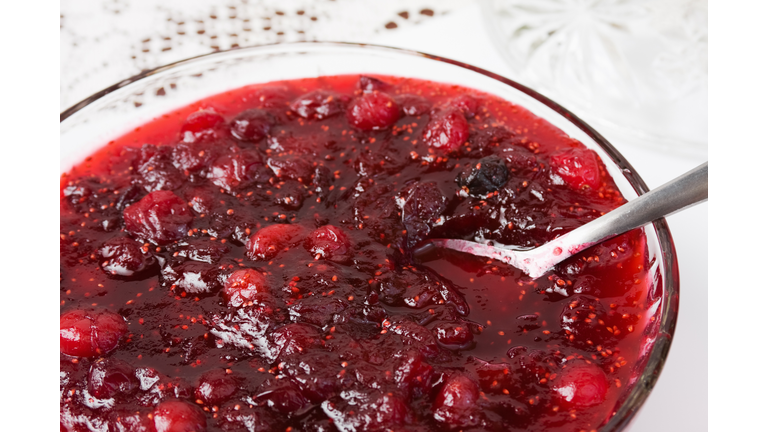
[60,42,679,431]
[481,0,708,156]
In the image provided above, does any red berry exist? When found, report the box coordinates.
[423,108,469,151]
[393,349,434,398]
[230,109,274,142]
[153,400,207,432]
[432,374,479,427]
[396,94,430,116]
[433,322,474,348]
[60,309,128,357]
[271,323,322,358]
[304,225,351,262]
[549,148,602,191]
[195,369,240,405]
[180,110,226,142]
[449,95,478,118]
[290,90,347,120]
[266,155,314,182]
[223,269,270,307]
[172,141,218,172]
[247,224,305,261]
[123,190,193,245]
[207,149,263,192]
[110,410,157,432]
[346,92,400,131]
[99,236,155,277]
[357,75,391,93]
[256,379,310,415]
[87,358,138,399]
[553,363,609,408]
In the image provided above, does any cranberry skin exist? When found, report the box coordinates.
[223,269,270,307]
[449,95,478,118]
[88,358,138,399]
[433,322,474,348]
[172,141,217,172]
[357,75,391,93]
[123,191,193,245]
[208,150,264,192]
[290,90,347,120]
[256,379,309,415]
[230,109,274,142]
[99,236,155,277]
[550,148,602,191]
[346,92,400,131]
[180,110,226,142]
[304,225,351,261]
[247,224,305,261]
[423,108,469,151]
[396,94,430,116]
[432,374,480,426]
[271,323,322,357]
[195,369,240,405]
[394,350,434,398]
[60,309,128,357]
[553,363,609,408]
[153,400,207,432]
[110,411,157,432]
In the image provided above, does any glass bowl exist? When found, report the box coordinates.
[60,41,679,431]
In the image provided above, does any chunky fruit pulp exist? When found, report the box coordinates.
[60,74,659,432]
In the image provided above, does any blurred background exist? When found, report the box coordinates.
[60,1,707,430]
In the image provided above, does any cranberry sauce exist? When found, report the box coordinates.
[60,75,656,432]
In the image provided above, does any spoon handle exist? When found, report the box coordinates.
[548,162,708,260]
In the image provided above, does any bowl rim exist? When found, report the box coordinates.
[59,41,679,431]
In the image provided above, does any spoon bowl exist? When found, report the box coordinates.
[419,162,707,278]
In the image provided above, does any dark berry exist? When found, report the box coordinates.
[433,322,474,348]
[152,400,206,432]
[290,90,347,120]
[432,374,480,427]
[256,379,310,415]
[550,148,602,191]
[110,410,157,432]
[88,358,138,399]
[394,350,434,398]
[99,236,155,277]
[195,369,240,405]
[123,190,192,245]
[346,92,400,131]
[60,309,127,357]
[247,224,305,261]
[230,109,274,142]
[161,261,221,295]
[456,155,509,195]
[396,94,430,116]
[266,155,314,182]
[271,323,322,358]
[208,149,264,192]
[304,225,351,262]
[423,108,469,151]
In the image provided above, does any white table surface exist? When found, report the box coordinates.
[60,2,708,431]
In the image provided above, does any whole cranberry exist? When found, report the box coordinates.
[433,322,474,348]
[194,369,240,405]
[123,190,193,245]
[230,109,274,142]
[304,225,351,262]
[271,323,322,357]
[449,94,479,118]
[432,374,480,427]
[152,400,206,432]
[60,309,128,357]
[553,362,609,408]
[99,236,154,277]
[423,108,469,151]
[110,410,157,432]
[549,148,603,191]
[223,269,270,307]
[290,90,347,120]
[247,224,305,261]
[207,149,264,192]
[88,358,138,399]
[346,92,400,131]
[180,109,226,143]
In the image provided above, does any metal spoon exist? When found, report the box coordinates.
[419,162,707,279]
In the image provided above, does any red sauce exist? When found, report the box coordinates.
[60,74,657,432]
